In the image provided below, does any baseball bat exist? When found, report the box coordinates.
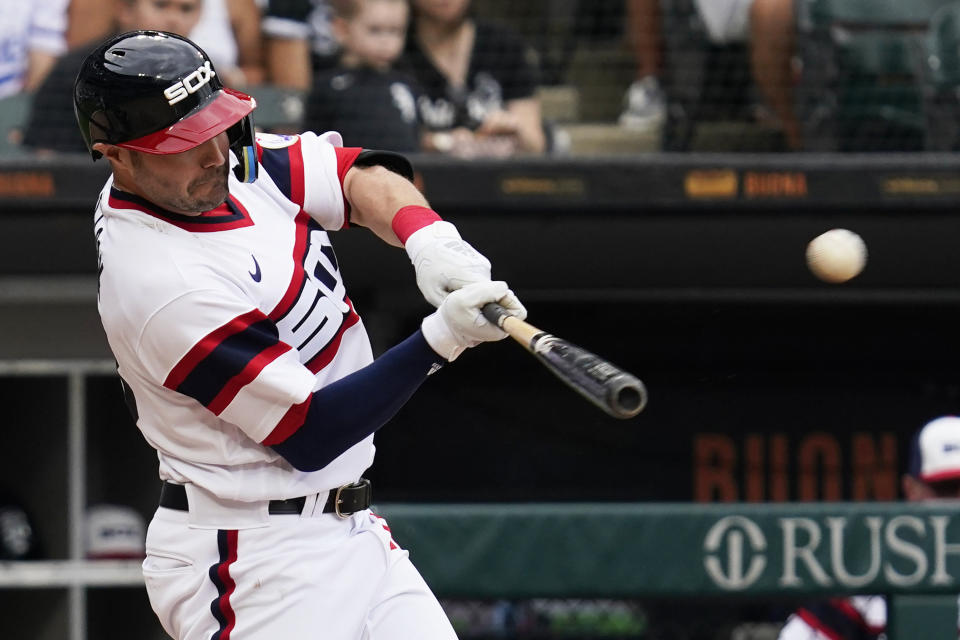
[482,303,648,419]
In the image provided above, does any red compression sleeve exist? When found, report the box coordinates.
[392,205,442,244]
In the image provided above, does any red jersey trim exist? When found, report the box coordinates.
[334,147,363,228]
[108,188,253,232]
[305,296,360,374]
[206,341,293,416]
[268,211,311,321]
[262,395,312,445]
[164,309,265,391]
[288,138,306,207]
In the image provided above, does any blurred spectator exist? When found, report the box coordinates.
[400,0,546,157]
[0,0,69,99]
[777,415,960,639]
[302,0,420,151]
[66,0,117,48]
[191,0,265,86]
[618,0,666,133]
[62,0,263,85]
[739,0,801,150]
[694,0,800,149]
[21,0,204,154]
[262,0,340,88]
[628,0,799,149]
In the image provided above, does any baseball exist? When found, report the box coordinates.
[805,228,867,283]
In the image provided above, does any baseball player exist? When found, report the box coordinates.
[778,416,960,640]
[74,30,526,640]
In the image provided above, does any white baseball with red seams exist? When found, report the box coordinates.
[805,228,868,284]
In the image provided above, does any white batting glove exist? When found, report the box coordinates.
[421,280,527,361]
[405,221,492,308]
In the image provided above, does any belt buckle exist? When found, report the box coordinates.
[333,484,349,519]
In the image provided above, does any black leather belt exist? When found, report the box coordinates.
[159,478,372,517]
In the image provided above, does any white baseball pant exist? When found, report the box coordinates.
[142,504,457,640]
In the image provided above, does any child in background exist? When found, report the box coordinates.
[302,0,421,151]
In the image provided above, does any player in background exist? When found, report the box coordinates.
[778,415,960,640]
[75,30,525,640]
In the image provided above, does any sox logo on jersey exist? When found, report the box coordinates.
[271,225,354,366]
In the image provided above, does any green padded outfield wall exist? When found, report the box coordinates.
[377,502,960,599]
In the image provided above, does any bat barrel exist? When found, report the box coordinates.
[607,374,648,419]
[482,301,649,420]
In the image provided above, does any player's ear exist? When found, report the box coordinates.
[94,142,135,171]
[93,142,121,162]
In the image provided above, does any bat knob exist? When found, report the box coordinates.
[481,302,507,327]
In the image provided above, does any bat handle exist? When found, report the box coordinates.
[482,302,544,350]
[481,302,510,328]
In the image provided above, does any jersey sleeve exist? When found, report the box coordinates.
[136,288,317,444]
[255,131,363,230]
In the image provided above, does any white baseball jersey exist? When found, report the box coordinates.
[95,131,377,502]
[0,0,68,98]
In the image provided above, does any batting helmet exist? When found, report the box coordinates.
[73,30,257,182]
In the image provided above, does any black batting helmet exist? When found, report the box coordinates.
[73,30,257,182]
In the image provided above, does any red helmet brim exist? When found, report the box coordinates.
[117,88,256,155]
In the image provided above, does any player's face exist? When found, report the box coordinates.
[412,0,470,25]
[339,0,409,70]
[118,0,203,36]
[128,133,231,215]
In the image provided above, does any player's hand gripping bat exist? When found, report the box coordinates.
[482,303,647,419]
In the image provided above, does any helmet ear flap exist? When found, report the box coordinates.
[228,115,257,183]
